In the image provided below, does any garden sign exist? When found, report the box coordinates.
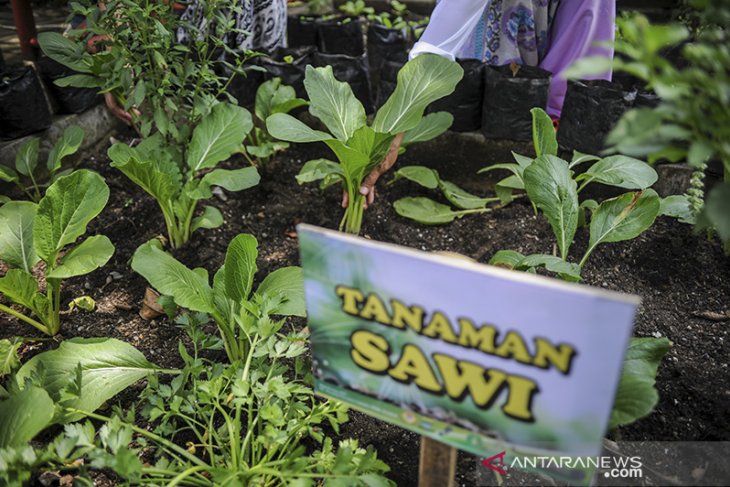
[298,225,640,485]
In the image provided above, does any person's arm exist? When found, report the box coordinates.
[539,0,616,117]
[409,0,487,61]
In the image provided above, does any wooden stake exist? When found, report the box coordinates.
[418,436,457,487]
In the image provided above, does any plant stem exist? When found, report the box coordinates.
[341,189,365,234]
[0,303,50,335]
[70,409,208,468]
[48,278,61,335]
[578,247,595,268]
[167,465,210,487]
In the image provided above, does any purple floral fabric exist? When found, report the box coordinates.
[459,0,559,65]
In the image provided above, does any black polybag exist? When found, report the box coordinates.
[288,15,320,48]
[557,79,637,154]
[253,47,316,99]
[481,64,551,141]
[428,59,485,132]
[312,51,372,112]
[367,23,410,103]
[226,65,265,109]
[36,56,101,114]
[318,17,365,57]
[0,66,52,140]
[375,58,403,109]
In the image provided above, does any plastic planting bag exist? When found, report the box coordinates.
[558,79,637,154]
[367,23,411,101]
[226,65,265,108]
[287,15,320,48]
[0,66,52,140]
[253,47,315,99]
[481,64,551,141]
[36,56,101,114]
[375,59,405,109]
[318,17,365,57]
[429,59,485,132]
[312,51,372,113]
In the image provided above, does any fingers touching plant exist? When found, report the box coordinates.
[267,53,464,234]
[0,170,114,336]
[0,126,84,203]
[108,102,260,248]
[244,78,307,167]
[131,233,305,363]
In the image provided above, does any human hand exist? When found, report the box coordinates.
[104,92,136,125]
[341,132,405,209]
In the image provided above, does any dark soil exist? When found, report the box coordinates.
[1,131,729,486]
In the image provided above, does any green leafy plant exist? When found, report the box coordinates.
[108,102,259,248]
[0,170,114,336]
[610,337,671,429]
[565,0,730,249]
[0,324,392,486]
[480,110,671,428]
[0,126,84,203]
[244,78,307,167]
[131,233,305,363]
[339,0,374,17]
[0,338,176,486]
[366,1,428,34]
[302,0,334,15]
[488,109,662,281]
[267,54,463,234]
[38,0,253,148]
[390,166,503,224]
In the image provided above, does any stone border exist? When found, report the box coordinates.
[0,104,124,170]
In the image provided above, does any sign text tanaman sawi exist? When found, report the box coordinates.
[297,225,639,483]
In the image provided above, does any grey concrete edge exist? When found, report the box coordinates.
[0,104,125,171]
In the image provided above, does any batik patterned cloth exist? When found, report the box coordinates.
[411,0,615,115]
[176,0,287,52]
[459,0,560,65]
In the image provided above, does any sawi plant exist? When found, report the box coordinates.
[244,78,307,167]
[108,102,259,248]
[0,126,84,203]
[480,111,671,429]
[0,170,114,336]
[389,166,503,224]
[267,53,463,234]
[0,337,177,487]
[131,233,305,363]
[488,108,662,281]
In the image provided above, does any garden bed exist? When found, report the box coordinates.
[2,129,728,485]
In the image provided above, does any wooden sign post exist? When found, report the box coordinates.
[419,437,457,487]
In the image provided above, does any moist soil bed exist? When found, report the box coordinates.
[1,131,729,486]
